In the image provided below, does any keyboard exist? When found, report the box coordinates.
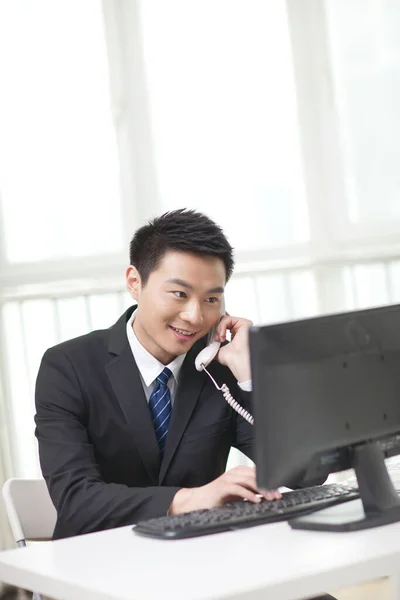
[134,483,359,539]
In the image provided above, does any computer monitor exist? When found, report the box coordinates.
[249,303,400,532]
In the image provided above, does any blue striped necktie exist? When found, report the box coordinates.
[149,367,172,452]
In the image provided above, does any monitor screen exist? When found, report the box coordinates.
[249,303,400,531]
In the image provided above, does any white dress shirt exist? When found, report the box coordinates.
[126,312,252,400]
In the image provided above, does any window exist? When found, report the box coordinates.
[0,0,128,478]
[139,0,309,254]
[2,0,400,482]
[0,0,123,262]
[325,0,400,236]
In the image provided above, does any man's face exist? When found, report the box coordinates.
[126,250,226,364]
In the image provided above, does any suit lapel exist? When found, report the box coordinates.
[159,341,207,484]
[105,307,160,484]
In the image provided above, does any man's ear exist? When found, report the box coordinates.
[126,265,141,302]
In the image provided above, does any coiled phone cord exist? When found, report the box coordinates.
[201,364,254,426]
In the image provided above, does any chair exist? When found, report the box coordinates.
[2,479,57,600]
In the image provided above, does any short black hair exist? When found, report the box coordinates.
[129,209,234,285]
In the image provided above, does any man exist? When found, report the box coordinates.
[36,208,275,539]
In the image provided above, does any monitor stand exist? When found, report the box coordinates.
[290,441,400,532]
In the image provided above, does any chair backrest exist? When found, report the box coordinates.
[2,478,57,544]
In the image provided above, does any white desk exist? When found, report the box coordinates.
[1,520,400,600]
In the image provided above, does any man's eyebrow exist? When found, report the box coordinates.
[165,278,193,290]
[165,278,224,294]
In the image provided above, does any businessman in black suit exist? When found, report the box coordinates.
[35,208,274,539]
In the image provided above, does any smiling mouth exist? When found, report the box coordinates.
[170,326,197,336]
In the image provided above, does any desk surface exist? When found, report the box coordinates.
[1,514,400,600]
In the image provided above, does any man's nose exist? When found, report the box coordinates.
[180,303,204,326]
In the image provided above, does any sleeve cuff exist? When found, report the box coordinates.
[238,379,252,392]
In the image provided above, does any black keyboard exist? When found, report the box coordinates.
[134,483,359,539]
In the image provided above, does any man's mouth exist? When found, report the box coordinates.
[169,326,197,338]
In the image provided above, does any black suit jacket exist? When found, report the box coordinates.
[35,306,254,539]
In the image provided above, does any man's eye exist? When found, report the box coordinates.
[172,291,187,298]
[206,297,219,304]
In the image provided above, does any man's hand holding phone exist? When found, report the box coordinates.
[169,466,281,515]
[215,314,253,383]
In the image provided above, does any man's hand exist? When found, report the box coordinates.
[169,466,281,515]
[215,314,253,383]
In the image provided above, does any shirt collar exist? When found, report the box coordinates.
[126,310,186,387]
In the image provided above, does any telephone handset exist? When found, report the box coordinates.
[194,312,224,372]
[195,299,254,426]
